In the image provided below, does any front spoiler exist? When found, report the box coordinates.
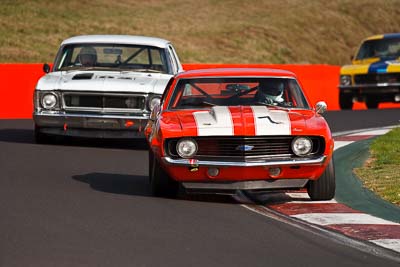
[182,179,308,192]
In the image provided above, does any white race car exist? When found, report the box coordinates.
[33,35,183,142]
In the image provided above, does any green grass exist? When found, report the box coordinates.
[1,0,400,64]
[354,128,400,205]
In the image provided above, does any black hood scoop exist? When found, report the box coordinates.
[72,73,94,80]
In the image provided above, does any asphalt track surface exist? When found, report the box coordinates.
[0,109,399,267]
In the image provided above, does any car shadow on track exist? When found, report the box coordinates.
[59,137,149,150]
[0,128,148,150]
[0,129,35,144]
[72,172,236,204]
[72,172,152,197]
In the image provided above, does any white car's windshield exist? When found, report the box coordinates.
[168,77,310,109]
[54,43,170,73]
[356,37,400,60]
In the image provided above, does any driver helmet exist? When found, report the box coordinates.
[78,46,97,66]
[257,79,284,103]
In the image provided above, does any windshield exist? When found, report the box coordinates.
[168,77,310,110]
[53,43,170,73]
[356,37,400,60]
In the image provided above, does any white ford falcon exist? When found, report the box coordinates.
[33,35,183,142]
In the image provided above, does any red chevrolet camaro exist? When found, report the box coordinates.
[145,68,335,200]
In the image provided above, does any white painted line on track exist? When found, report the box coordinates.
[332,125,397,137]
[370,239,400,253]
[288,199,338,204]
[284,192,338,203]
[292,213,399,226]
[334,141,354,150]
[348,129,391,136]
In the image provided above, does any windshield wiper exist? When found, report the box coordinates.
[262,103,290,111]
[131,68,163,73]
[63,66,116,72]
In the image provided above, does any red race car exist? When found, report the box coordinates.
[145,68,335,200]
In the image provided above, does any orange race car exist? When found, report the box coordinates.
[145,68,335,200]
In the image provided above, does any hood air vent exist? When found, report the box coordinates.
[72,73,94,80]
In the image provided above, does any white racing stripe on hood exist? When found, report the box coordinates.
[251,106,291,135]
[193,106,234,136]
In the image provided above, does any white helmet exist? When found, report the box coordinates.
[257,79,284,103]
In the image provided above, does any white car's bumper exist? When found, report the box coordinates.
[34,112,149,138]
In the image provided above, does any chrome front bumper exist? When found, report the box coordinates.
[33,112,149,138]
[339,84,400,94]
[162,155,327,167]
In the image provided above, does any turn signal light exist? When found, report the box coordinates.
[125,121,134,128]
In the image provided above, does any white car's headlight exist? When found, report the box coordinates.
[340,75,351,86]
[176,138,198,158]
[148,96,161,111]
[292,137,313,156]
[41,93,58,109]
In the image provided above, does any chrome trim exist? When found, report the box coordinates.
[339,83,400,89]
[38,127,145,139]
[34,112,149,120]
[62,106,145,113]
[162,155,326,167]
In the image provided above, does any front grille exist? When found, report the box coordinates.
[354,73,400,84]
[166,136,325,161]
[63,93,146,110]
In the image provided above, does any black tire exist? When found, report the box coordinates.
[34,125,50,144]
[307,159,336,201]
[365,98,379,109]
[339,92,353,110]
[149,151,179,198]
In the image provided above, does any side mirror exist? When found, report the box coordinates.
[315,101,327,114]
[43,63,51,73]
[149,103,161,121]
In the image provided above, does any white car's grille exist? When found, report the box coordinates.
[62,93,146,112]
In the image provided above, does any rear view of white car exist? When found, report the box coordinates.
[33,35,183,143]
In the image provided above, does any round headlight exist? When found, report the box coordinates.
[292,137,313,156]
[176,138,198,158]
[41,93,57,109]
[340,75,351,86]
[148,96,161,111]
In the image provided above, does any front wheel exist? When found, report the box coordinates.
[339,92,353,110]
[34,125,50,144]
[365,98,379,109]
[307,159,336,201]
[149,151,179,198]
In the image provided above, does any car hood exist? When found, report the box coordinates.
[341,57,400,75]
[36,70,173,94]
[162,106,322,137]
